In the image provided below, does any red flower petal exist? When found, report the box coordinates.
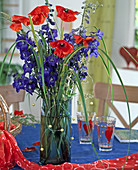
[40,5,50,14]
[28,5,49,25]
[19,17,30,26]
[11,15,30,26]
[74,35,83,44]
[82,40,89,48]
[56,6,78,22]
[14,110,25,118]
[74,35,95,48]
[29,6,41,16]
[86,37,95,42]
[32,141,40,145]
[14,110,24,115]
[29,5,49,16]
[32,14,45,25]
[54,48,65,58]
[22,147,37,152]
[50,40,73,58]
[83,37,95,48]
[10,23,22,31]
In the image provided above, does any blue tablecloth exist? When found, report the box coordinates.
[12,124,138,169]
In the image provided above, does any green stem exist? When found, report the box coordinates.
[60,20,64,40]
[28,15,41,64]
[28,17,49,107]
[45,0,49,4]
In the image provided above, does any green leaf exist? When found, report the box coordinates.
[0,41,17,78]
[124,47,138,64]
[98,47,131,169]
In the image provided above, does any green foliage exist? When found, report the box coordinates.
[10,113,40,126]
[0,62,23,85]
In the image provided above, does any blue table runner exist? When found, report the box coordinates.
[11,124,138,169]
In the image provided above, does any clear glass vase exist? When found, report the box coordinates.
[40,100,71,165]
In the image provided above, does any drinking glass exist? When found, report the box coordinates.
[96,116,116,151]
[77,112,96,144]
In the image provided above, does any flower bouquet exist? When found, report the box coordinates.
[0,0,118,166]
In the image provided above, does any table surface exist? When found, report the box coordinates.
[12,124,138,169]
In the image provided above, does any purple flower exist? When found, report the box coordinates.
[90,48,99,57]
[37,72,42,86]
[23,62,33,74]
[13,78,24,92]
[96,29,104,40]
[20,51,30,61]
[25,75,37,95]
[45,54,60,66]
[12,75,28,92]
[42,24,49,30]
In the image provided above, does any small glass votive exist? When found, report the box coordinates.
[77,112,96,144]
[96,116,116,151]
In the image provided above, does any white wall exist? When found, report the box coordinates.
[111,0,135,68]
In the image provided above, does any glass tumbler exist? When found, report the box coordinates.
[96,116,116,151]
[77,112,96,144]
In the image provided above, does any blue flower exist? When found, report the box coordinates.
[23,62,33,74]
[42,24,49,31]
[20,51,30,61]
[45,54,60,66]
[25,75,37,95]
[96,29,104,40]
[13,75,28,92]
[90,48,99,57]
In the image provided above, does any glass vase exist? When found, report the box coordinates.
[40,100,71,165]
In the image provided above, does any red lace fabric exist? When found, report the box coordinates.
[0,130,138,170]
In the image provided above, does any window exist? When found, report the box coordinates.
[135,0,138,48]
[0,0,22,56]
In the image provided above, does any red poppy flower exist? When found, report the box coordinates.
[10,15,30,31]
[28,5,50,25]
[56,6,79,22]
[50,40,74,58]
[14,110,25,118]
[74,35,95,48]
